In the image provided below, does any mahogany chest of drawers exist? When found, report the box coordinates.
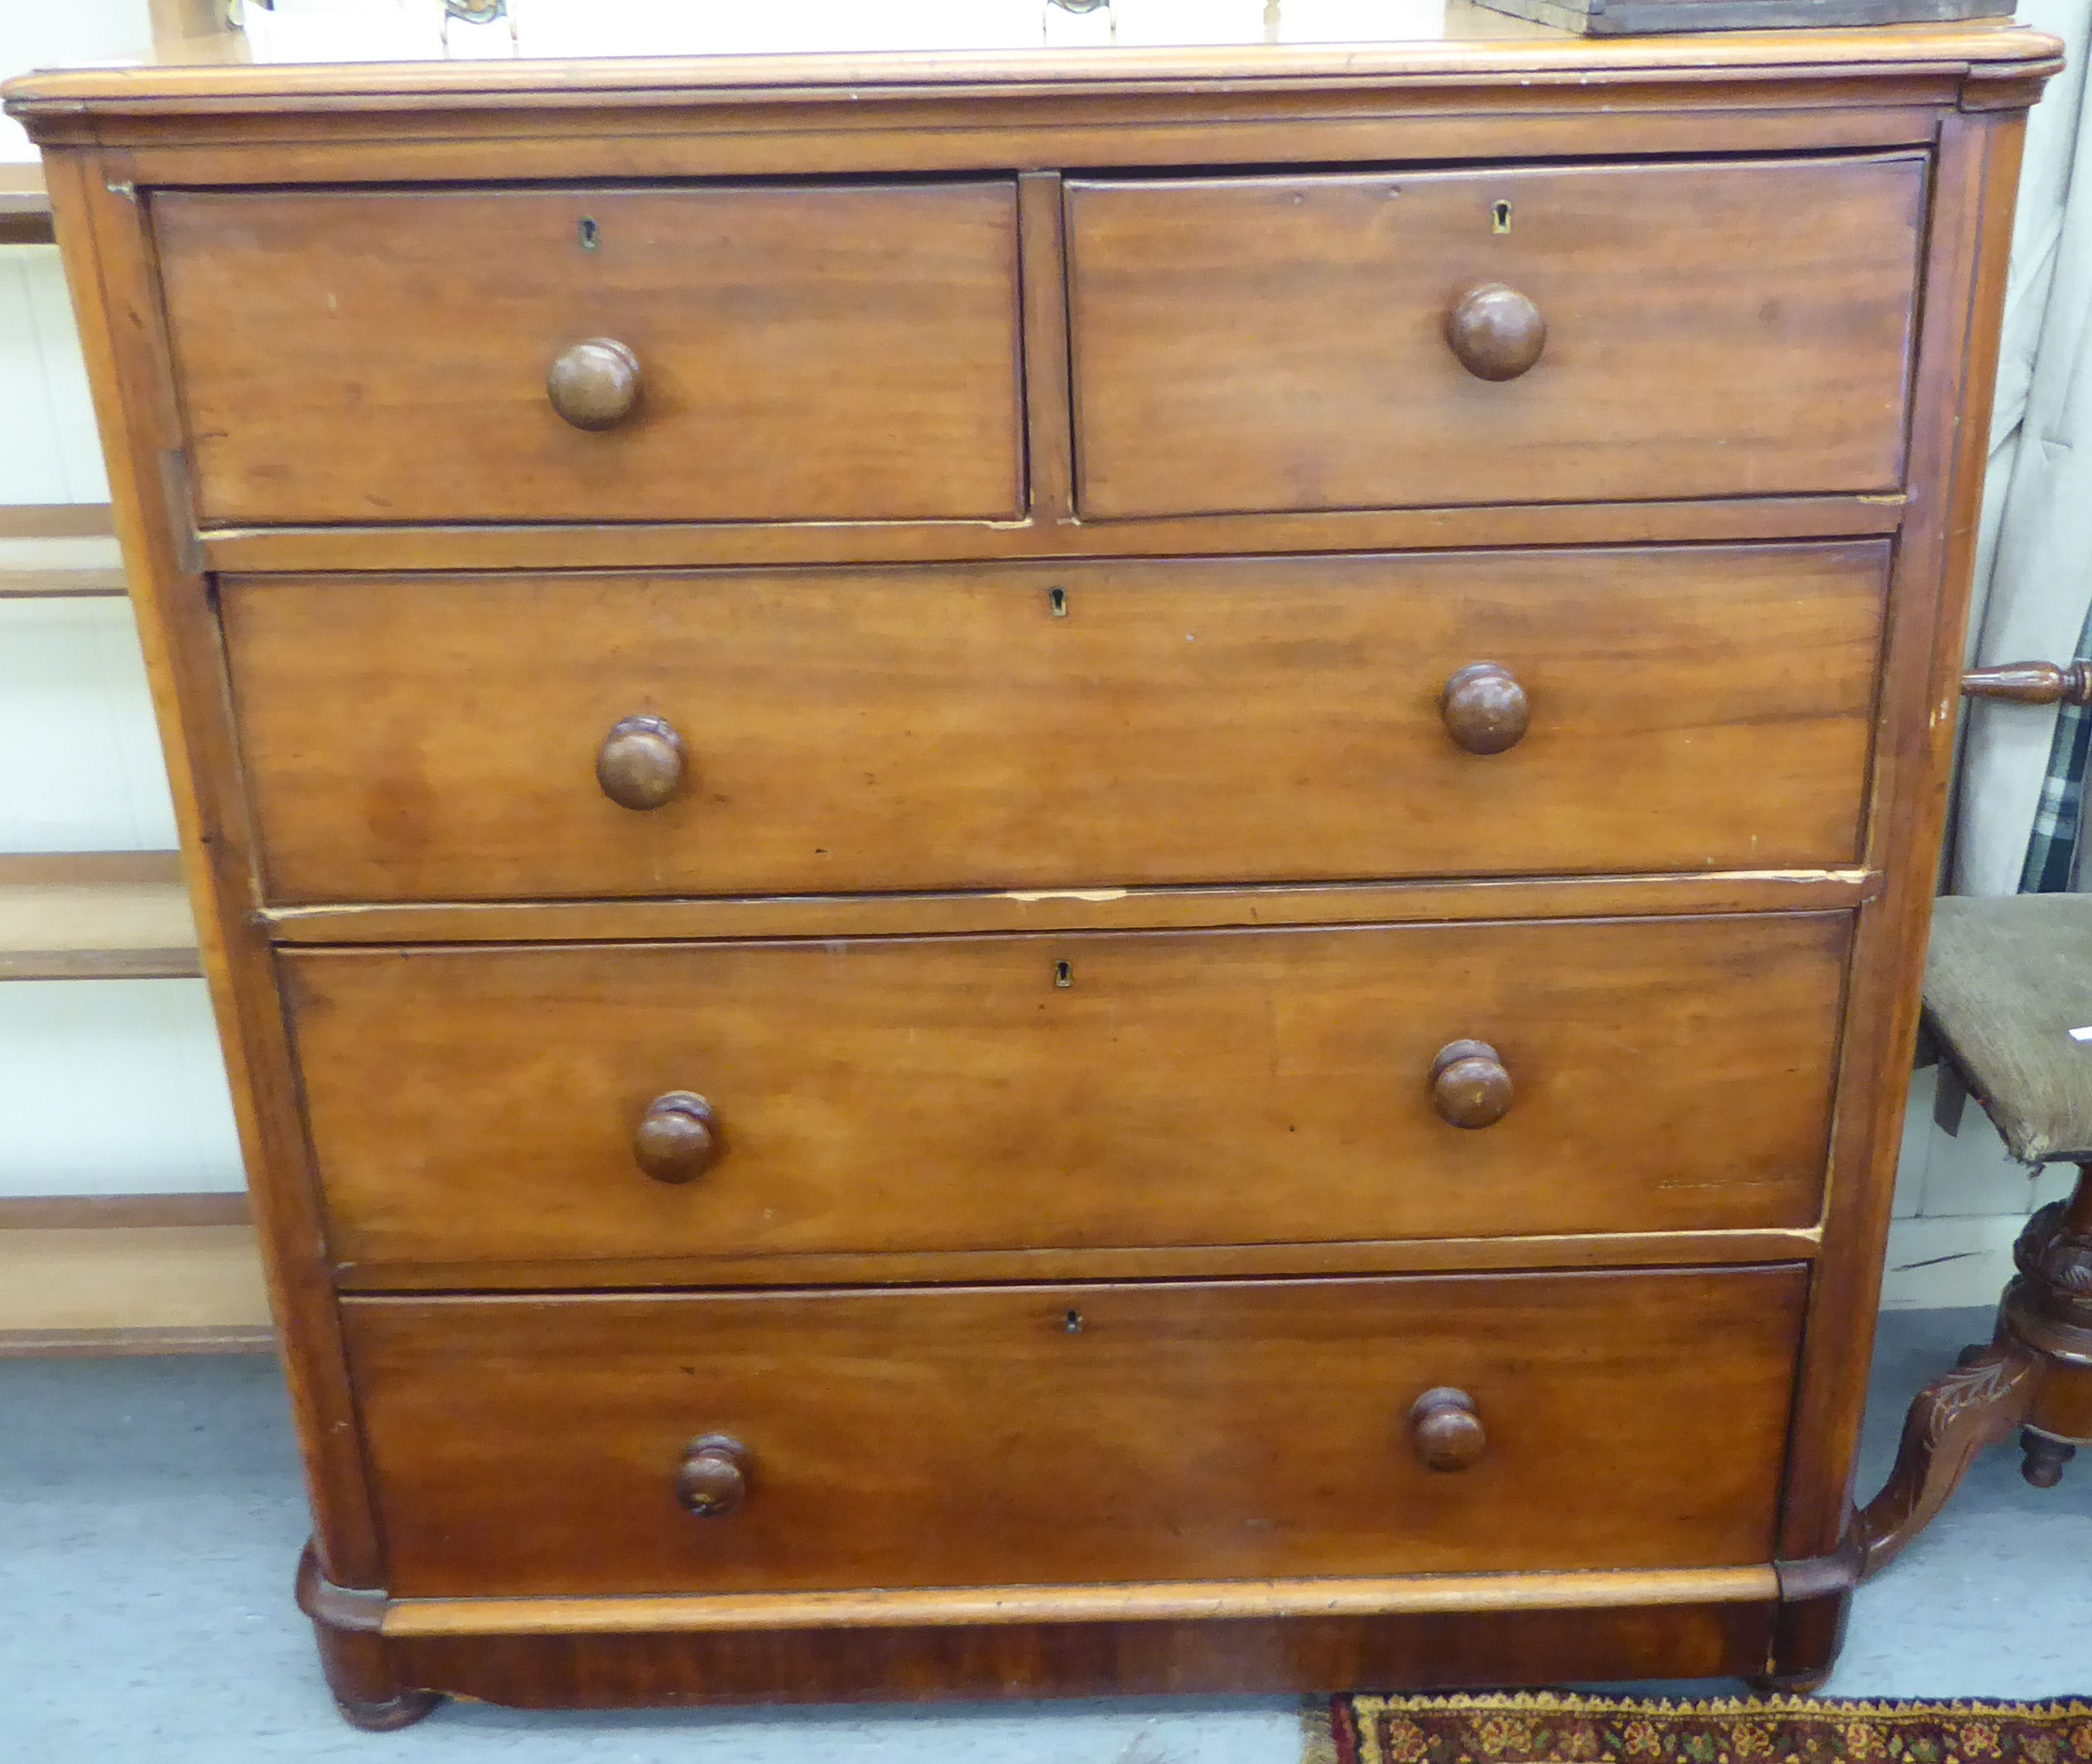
[5,11,2061,1724]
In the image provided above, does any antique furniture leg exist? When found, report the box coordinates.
[1855,1340,2037,1578]
[296,1545,442,1731]
[1858,1162,2092,1578]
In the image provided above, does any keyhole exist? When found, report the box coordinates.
[1064,1309,1085,1334]
[1048,586,1069,618]
[579,215,600,250]
[1492,200,1512,234]
[1054,960,1074,988]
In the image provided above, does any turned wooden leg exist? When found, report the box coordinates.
[295,1543,442,1731]
[1856,1342,2037,1580]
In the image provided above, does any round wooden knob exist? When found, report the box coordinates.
[547,337,642,431]
[634,1092,718,1184]
[1432,1039,1513,1130]
[1409,1387,1487,1472]
[1441,663,1530,755]
[596,715,686,812]
[676,1434,749,1517]
[1446,284,1545,382]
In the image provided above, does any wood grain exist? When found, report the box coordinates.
[1776,105,2032,1561]
[383,1566,1781,1636]
[1068,157,1924,518]
[379,1598,1777,1705]
[284,913,1849,1272]
[41,147,390,1589]
[222,545,1887,904]
[153,181,1024,525]
[341,1267,1806,1597]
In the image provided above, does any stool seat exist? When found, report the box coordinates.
[1925,893,2092,1164]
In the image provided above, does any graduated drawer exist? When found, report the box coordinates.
[1067,155,1924,518]
[223,543,1887,904]
[152,181,1022,525]
[341,1267,1806,1597]
[286,913,1849,1276]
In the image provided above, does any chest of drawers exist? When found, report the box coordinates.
[5,11,2061,1724]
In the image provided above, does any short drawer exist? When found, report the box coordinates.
[223,543,1887,904]
[153,181,1023,525]
[342,1266,1806,1597]
[287,913,1848,1275]
[1067,155,1923,518]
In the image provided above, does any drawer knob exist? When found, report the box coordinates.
[634,1091,719,1184]
[597,715,687,812]
[1408,1387,1487,1472]
[1431,1039,1513,1130]
[547,336,643,431]
[1441,662,1530,755]
[676,1433,750,1517]
[1445,284,1546,383]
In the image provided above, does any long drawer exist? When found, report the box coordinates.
[342,1267,1806,1597]
[153,181,1024,525]
[224,544,1887,904]
[1067,155,1924,517]
[286,913,1849,1275]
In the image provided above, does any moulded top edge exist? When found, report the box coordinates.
[0,12,2065,123]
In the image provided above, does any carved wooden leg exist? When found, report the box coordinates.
[295,1543,442,1731]
[1856,1342,2037,1580]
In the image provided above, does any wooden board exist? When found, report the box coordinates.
[0,851,201,980]
[1473,0,2011,34]
[0,161,52,243]
[0,1221,272,1355]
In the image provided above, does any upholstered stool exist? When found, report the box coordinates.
[1858,891,2092,1577]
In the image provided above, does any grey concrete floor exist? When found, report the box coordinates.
[1,1306,2086,1761]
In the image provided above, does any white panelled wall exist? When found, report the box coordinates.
[2,0,245,1203]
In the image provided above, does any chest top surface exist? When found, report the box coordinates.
[0,2,2062,122]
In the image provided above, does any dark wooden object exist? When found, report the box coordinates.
[4,13,2059,1725]
[1472,0,2012,34]
[1858,1174,2092,1574]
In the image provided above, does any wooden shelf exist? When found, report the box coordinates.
[0,1204,272,1356]
[0,851,203,981]
[0,504,127,597]
[0,161,53,244]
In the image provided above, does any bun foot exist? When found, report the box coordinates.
[1749,1665,1833,1696]
[296,1541,441,1730]
[332,1686,443,1732]
[2020,1430,2076,1489]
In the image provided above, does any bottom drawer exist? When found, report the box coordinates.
[344,1267,1806,1598]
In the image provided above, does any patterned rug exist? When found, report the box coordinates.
[1307,1693,2092,1764]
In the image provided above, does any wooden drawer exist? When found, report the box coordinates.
[287,913,1848,1276]
[342,1267,1806,1596]
[153,182,1023,525]
[224,543,1886,904]
[1067,155,1924,518]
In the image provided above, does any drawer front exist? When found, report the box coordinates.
[343,1267,1806,1596]
[224,544,1886,904]
[287,913,1848,1273]
[1068,156,1923,518]
[154,182,1023,525]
